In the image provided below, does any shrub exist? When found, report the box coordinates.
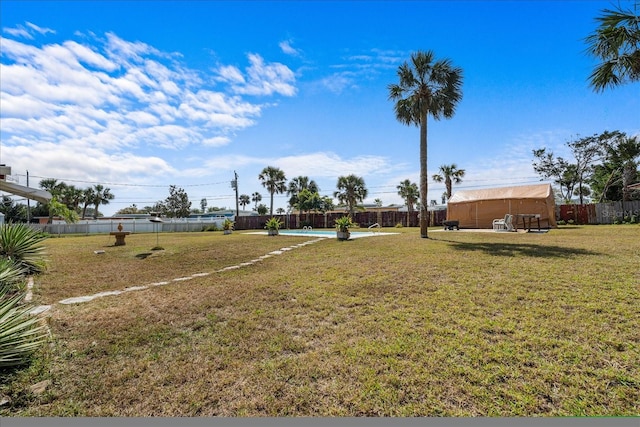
[222,219,234,231]
[395,223,404,228]
[557,220,566,226]
[264,217,283,231]
[334,216,354,232]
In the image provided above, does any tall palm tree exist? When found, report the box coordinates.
[287,176,319,210]
[239,194,250,211]
[334,174,367,216]
[388,50,463,238]
[432,164,466,201]
[585,2,640,92]
[397,179,419,213]
[92,184,114,219]
[258,166,287,216]
[251,192,262,211]
[80,187,95,219]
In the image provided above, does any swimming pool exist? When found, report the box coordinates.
[246,229,399,239]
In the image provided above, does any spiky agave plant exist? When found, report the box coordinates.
[0,224,48,275]
[0,258,27,294]
[0,289,49,368]
[0,224,49,368]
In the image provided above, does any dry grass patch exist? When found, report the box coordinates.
[1,225,639,416]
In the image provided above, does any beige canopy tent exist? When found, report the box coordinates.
[446,183,557,229]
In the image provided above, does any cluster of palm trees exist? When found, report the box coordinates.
[38,179,115,220]
[242,164,466,220]
[241,167,369,217]
[396,164,465,214]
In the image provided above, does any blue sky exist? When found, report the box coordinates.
[1,1,638,216]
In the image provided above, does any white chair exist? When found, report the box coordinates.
[493,214,514,231]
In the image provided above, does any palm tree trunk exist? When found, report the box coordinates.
[420,114,429,238]
[270,192,274,216]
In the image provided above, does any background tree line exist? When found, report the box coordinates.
[532,131,639,204]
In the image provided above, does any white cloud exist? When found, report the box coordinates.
[63,40,118,71]
[216,65,245,84]
[0,27,298,202]
[219,54,297,96]
[3,141,175,184]
[279,40,301,57]
[104,32,157,62]
[0,92,57,118]
[318,72,357,94]
[25,22,55,36]
[2,22,55,40]
[125,111,160,127]
[3,27,33,39]
[201,136,231,147]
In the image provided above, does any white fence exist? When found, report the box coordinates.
[32,217,228,236]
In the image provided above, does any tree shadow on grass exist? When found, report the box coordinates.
[436,240,600,258]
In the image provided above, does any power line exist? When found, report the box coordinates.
[12,174,230,188]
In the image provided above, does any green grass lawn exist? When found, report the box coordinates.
[1,225,639,416]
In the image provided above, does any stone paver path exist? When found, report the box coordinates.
[30,237,326,315]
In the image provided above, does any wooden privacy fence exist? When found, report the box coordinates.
[234,210,447,230]
[557,201,640,224]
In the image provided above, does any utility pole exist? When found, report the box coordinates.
[231,170,239,217]
[26,170,31,223]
